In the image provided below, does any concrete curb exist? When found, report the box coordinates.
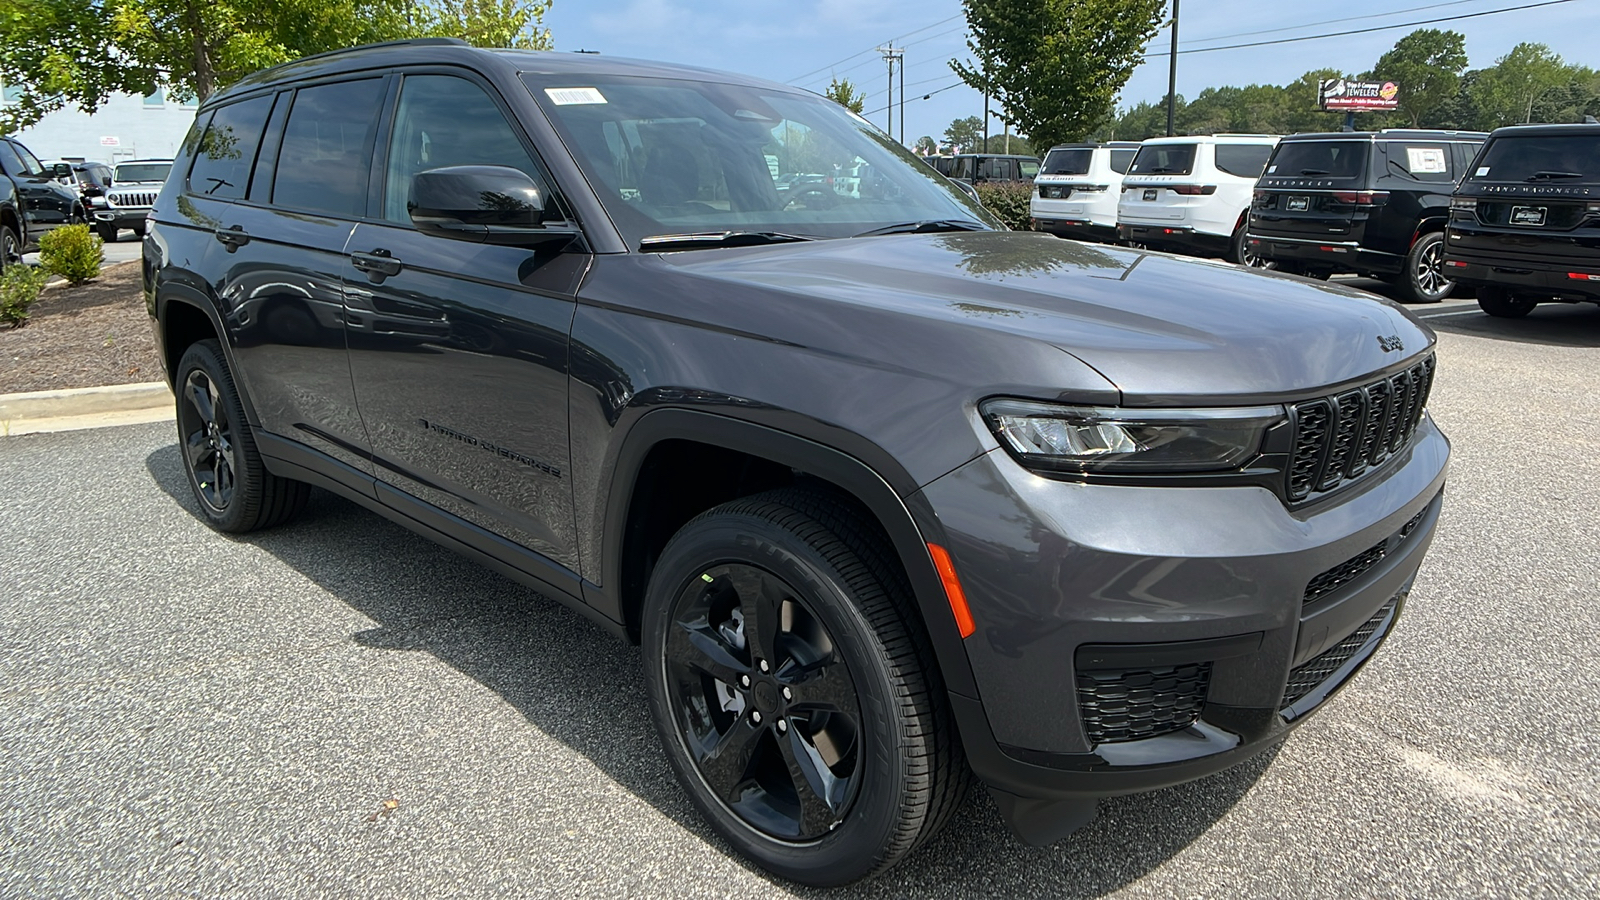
[1,382,173,436]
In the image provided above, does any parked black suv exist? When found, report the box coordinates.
[945,152,1040,183]
[145,40,1448,886]
[1248,129,1487,302]
[1443,123,1600,317]
[0,136,87,270]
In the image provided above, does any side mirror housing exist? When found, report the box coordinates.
[51,163,74,178]
[409,165,569,246]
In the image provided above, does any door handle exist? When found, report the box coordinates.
[351,250,403,277]
[214,225,250,251]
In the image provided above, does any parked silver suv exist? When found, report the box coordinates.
[92,159,172,241]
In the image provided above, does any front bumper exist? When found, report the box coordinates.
[93,208,150,230]
[1443,247,1600,302]
[920,415,1448,807]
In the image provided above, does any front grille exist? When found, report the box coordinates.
[108,191,158,208]
[1303,506,1429,605]
[1077,662,1212,744]
[1281,597,1398,708]
[1285,355,1435,502]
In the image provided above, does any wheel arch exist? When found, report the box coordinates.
[1411,215,1448,244]
[592,408,979,699]
[156,286,264,428]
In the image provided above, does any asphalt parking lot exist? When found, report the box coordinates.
[3,291,1598,898]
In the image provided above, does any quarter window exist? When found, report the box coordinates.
[1390,144,1453,182]
[1214,143,1274,178]
[187,94,274,200]
[382,75,551,224]
[272,79,385,217]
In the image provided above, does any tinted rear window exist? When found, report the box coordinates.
[1470,134,1600,181]
[1267,141,1367,179]
[1214,143,1274,178]
[1109,149,1135,174]
[1128,143,1195,176]
[188,95,274,199]
[1041,148,1092,175]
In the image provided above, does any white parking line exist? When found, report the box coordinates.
[1413,308,1483,319]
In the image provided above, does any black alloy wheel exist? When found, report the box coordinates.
[663,563,864,840]
[174,339,310,532]
[1399,231,1453,303]
[0,225,20,274]
[1232,225,1276,270]
[642,488,969,886]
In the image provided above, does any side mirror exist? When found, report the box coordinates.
[51,163,73,178]
[409,165,565,246]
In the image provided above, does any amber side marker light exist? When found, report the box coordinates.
[927,543,976,639]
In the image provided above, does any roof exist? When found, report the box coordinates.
[1046,141,1141,150]
[1139,133,1280,144]
[1280,129,1488,142]
[1483,123,1600,138]
[947,153,1040,160]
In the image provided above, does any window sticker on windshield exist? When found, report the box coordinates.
[545,87,607,105]
[1406,147,1447,174]
[1475,166,1491,177]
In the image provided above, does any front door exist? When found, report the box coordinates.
[345,72,587,574]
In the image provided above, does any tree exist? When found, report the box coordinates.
[913,135,938,155]
[942,116,982,153]
[951,0,1165,149]
[1372,29,1468,128]
[412,0,553,48]
[823,77,865,114]
[0,0,156,132]
[1470,43,1569,127]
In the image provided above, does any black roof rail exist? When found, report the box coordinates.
[241,38,471,85]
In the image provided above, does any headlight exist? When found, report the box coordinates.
[88,196,108,207]
[980,399,1286,474]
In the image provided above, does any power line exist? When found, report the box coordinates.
[1142,0,1578,58]
[1182,0,1488,45]
[864,79,966,116]
[784,14,960,84]
[791,27,967,90]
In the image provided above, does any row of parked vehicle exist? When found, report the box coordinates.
[0,135,174,269]
[1026,125,1600,318]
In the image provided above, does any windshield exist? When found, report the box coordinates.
[116,162,172,183]
[1266,141,1367,179]
[1127,143,1195,176]
[1040,148,1092,176]
[523,74,995,245]
[1470,134,1600,181]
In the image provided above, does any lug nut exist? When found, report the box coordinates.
[781,686,792,701]
[758,659,770,673]
[739,674,751,688]
[776,719,788,734]
[751,710,763,724]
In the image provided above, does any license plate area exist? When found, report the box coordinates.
[1142,188,1158,201]
[1510,206,1547,226]
[1287,195,1310,212]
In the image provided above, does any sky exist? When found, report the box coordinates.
[541,0,1600,146]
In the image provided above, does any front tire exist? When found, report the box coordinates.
[175,339,309,532]
[1476,285,1538,318]
[641,488,968,886]
[1397,231,1453,303]
[0,224,20,274]
[95,224,118,243]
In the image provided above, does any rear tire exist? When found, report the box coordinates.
[1397,231,1453,303]
[641,487,968,886]
[175,339,310,532]
[1231,225,1275,270]
[1476,285,1538,318]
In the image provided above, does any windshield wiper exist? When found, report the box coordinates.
[1525,170,1585,181]
[852,219,988,238]
[1299,168,1331,175]
[1146,166,1182,174]
[638,231,814,252]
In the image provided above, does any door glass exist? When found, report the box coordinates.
[382,75,552,224]
[0,142,22,177]
[10,142,45,177]
[187,94,274,200]
[272,79,385,217]
[1018,159,1039,179]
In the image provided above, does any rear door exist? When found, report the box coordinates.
[1251,140,1369,239]
[1453,131,1600,264]
[344,69,587,574]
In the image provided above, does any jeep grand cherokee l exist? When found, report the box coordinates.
[1248,129,1487,302]
[144,40,1449,886]
[1443,123,1600,317]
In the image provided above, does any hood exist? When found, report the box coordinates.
[659,231,1434,404]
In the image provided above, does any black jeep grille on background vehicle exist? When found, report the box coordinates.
[1286,356,1435,501]
[1281,595,1400,708]
[1076,663,1212,744]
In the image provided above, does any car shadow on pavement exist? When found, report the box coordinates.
[1421,302,1600,348]
[146,444,1276,898]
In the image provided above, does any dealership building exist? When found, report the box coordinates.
[3,85,198,164]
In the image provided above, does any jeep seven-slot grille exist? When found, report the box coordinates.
[1076,663,1212,744]
[1281,596,1399,708]
[1286,356,1435,501]
[108,191,158,208]
[1302,506,1430,605]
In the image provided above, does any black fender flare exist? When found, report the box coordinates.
[584,407,979,698]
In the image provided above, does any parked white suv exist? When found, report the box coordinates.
[1117,134,1279,265]
[1030,141,1139,242]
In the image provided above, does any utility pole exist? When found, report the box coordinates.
[1166,0,1179,136]
[878,44,904,142]
[982,52,990,151]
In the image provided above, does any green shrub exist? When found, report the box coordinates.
[38,224,104,285]
[973,181,1035,232]
[0,263,50,328]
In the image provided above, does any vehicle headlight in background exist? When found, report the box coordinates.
[980,400,1286,474]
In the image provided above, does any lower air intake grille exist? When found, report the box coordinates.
[1077,662,1212,744]
[1281,598,1398,708]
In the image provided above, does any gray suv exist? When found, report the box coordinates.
[144,39,1449,886]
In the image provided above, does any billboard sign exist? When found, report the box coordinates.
[1319,79,1400,112]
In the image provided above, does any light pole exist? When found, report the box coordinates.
[1166,0,1179,136]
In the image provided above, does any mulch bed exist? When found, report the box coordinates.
[0,262,165,394]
